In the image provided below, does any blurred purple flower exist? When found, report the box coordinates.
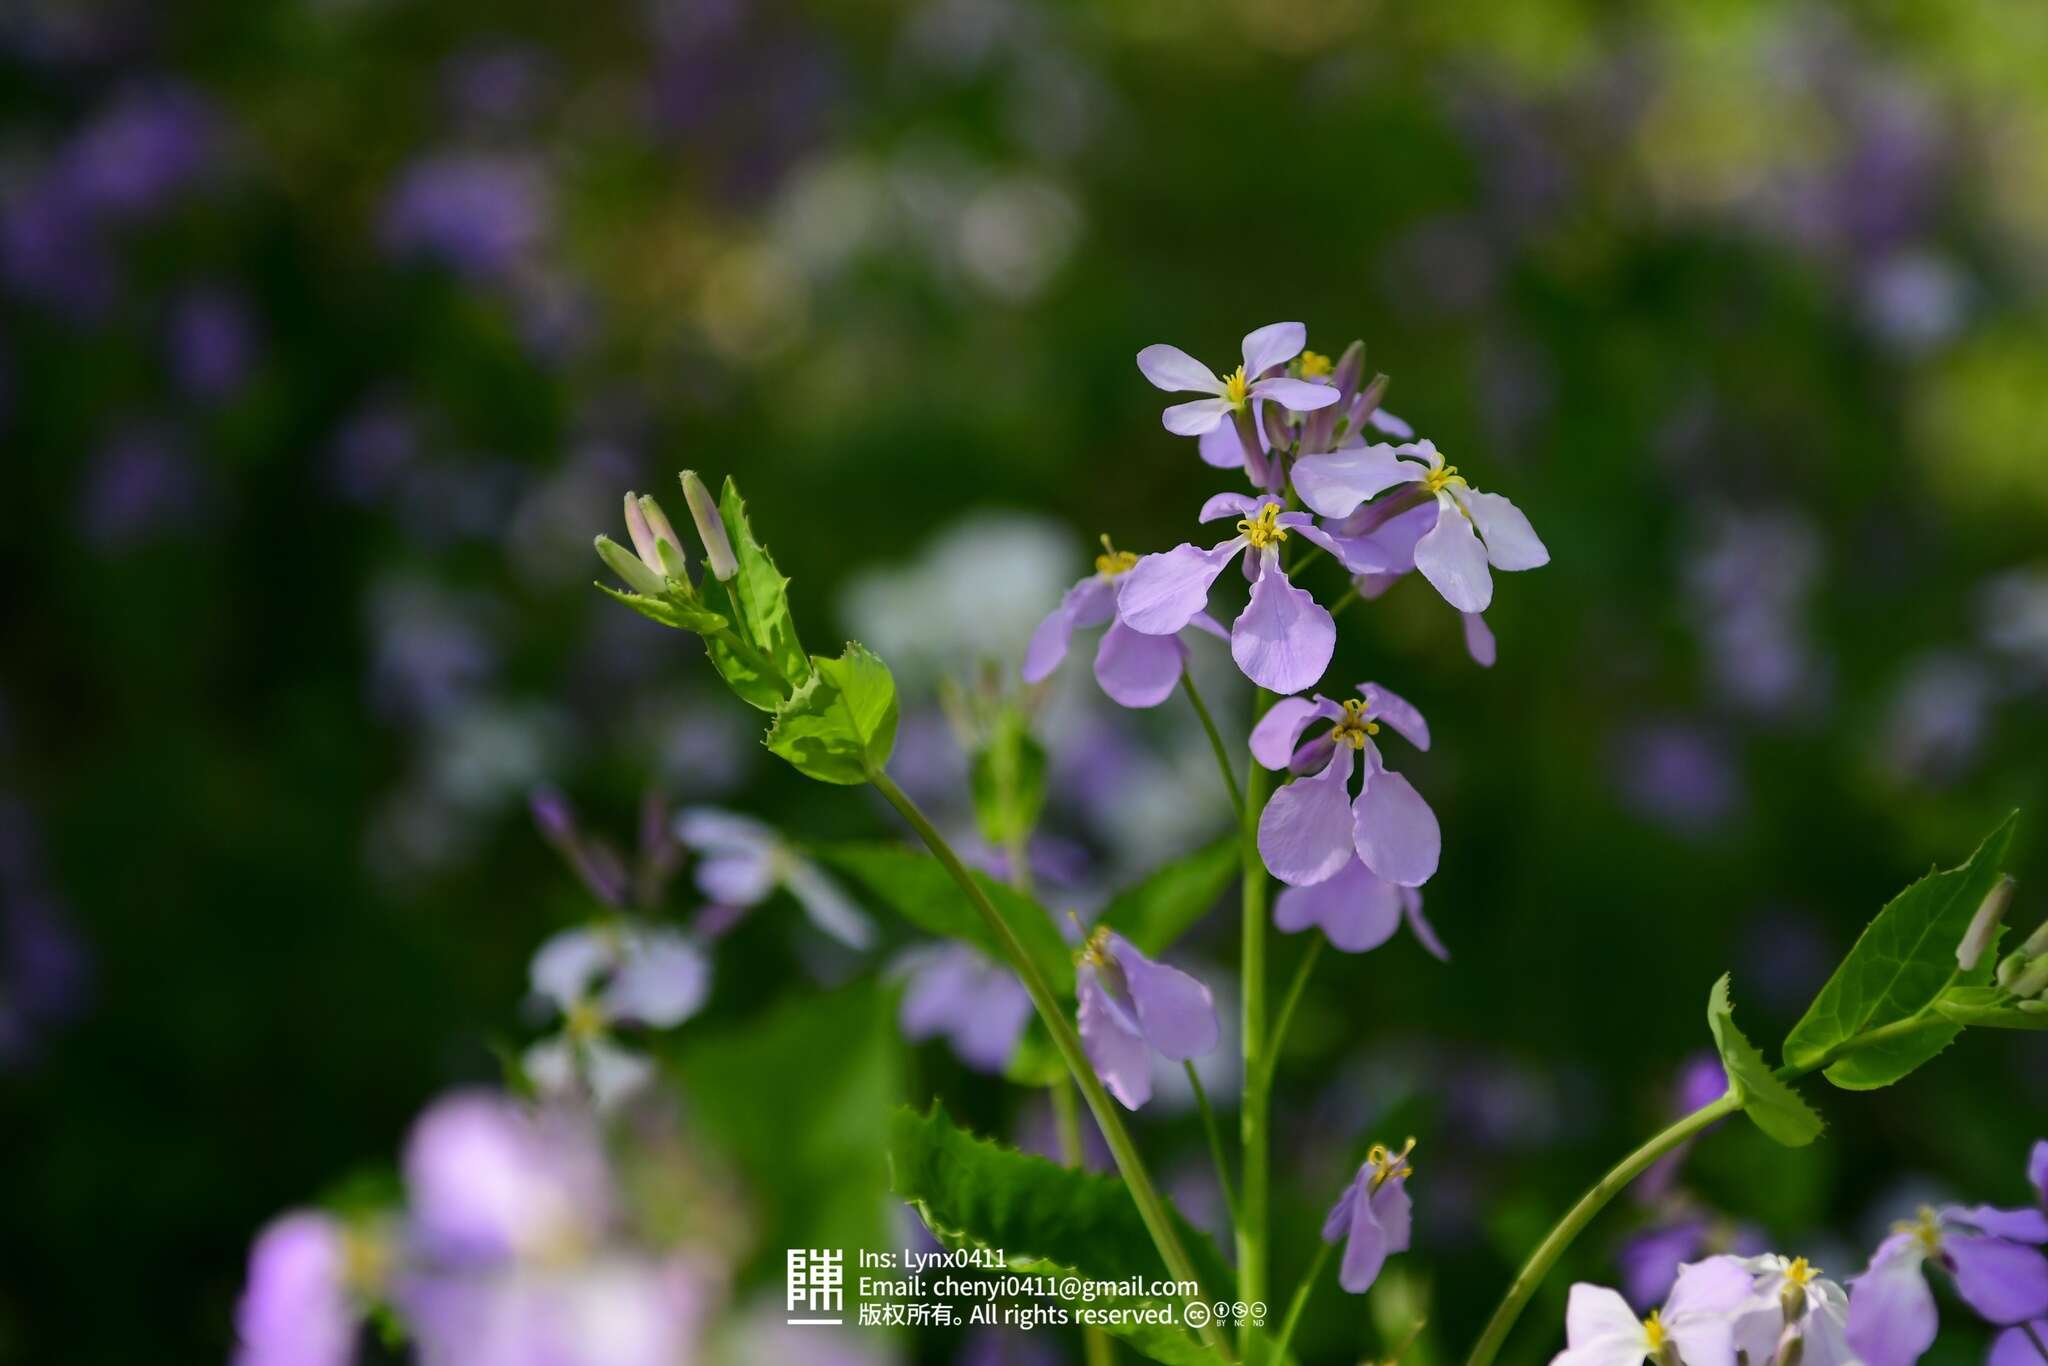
[674,807,873,948]
[1980,568,2048,686]
[1323,1139,1415,1294]
[896,942,1032,1072]
[1,174,116,318]
[328,399,422,504]
[403,1091,613,1266]
[167,285,258,400]
[1879,652,1993,788]
[233,1211,361,1366]
[524,923,710,1110]
[441,44,556,128]
[381,152,550,281]
[1076,928,1218,1110]
[367,579,498,724]
[1252,685,1439,889]
[78,421,209,549]
[62,81,222,217]
[1555,1258,1753,1366]
[1683,509,1829,721]
[1609,719,1741,837]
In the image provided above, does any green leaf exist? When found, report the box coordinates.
[1783,814,2018,1089]
[1935,985,2048,1031]
[815,842,1074,993]
[1708,974,1823,1148]
[593,582,729,634]
[968,708,1048,848]
[765,642,899,785]
[1096,837,1238,957]
[716,476,809,683]
[890,1103,1236,1365]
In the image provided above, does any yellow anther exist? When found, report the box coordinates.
[565,998,606,1042]
[341,1225,390,1295]
[1095,534,1138,578]
[1642,1310,1667,1349]
[1366,1136,1417,1190]
[1221,365,1252,410]
[1895,1206,1944,1254]
[1421,461,1467,497]
[1785,1256,1819,1287]
[1331,697,1381,750]
[1077,924,1115,970]
[1298,350,1334,379]
[1236,502,1289,549]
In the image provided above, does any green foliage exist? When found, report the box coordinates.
[968,706,1049,848]
[1707,974,1823,1148]
[1783,814,2018,1089]
[1096,837,1238,957]
[815,843,1074,993]
[592,581,729,634]
[765,642,899,784]
[716,476,811,686]
[889,1103,1234,1365]
[1935,985,2048,1031]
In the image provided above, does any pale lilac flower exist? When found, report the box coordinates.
[523,924,710,1110]
[1116,495,1344,695]
[403,1091,612,1266]
[381,152,550,282]
[1730,1255,1854,1366]
[1323,1139,1416,1294]
[1275,855,1446,957]
[896,942,1033,1072]
[1023,536,1225,707]
[1135,321,1339,437]
[405,1254,713,1366]
[1075,928,1218,1110]
[1992,1321,2048,1366]
[673,807,873,947]
[232,1212,361,1366]
[1293,438,1547,614]
[1846,1200,2048,1366]
[1550,1258,1752,1366]
[1252,683,1438,888]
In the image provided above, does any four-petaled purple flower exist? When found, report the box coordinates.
[1323,1138,1417,1295]
[1549,1257,1754,1366]
[1275,856,1447,957]
[1024,536,1227,708]
[1846,1197,2048,1366]
[524,923,711,1110]
[1991,1143,2048,1366]
[1252,683,1440,889]
[1136,321,1340,437]
[1729,1254,1854,1366]
[896,942,1034,1073]
[1294,438,1548,613]
[1117,495,1344,695]
[1075,927,1219,1110]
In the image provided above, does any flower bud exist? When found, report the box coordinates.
[1260,395,1293,454]
[1301,340,1365,453]
[595,534,666,598]
[1330,340,1366,405]
[2020,998,2048,1014]
[2024,909,2048,959]
[1349,371,1391,432]
[1958,875,2017,970]
[623,492,663,574]
[679,470,738,581]
[1999,950,2030,990]
[2011,955,2048,1000]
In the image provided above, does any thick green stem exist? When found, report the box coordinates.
[867,770,1232,1360]
[1463,1092,1744,1366]
[1238,689,1276,1363]
[1261,938,1323,1090]
[1269,1240,1333,1365]
[1185,1061,1240,1228]
[1182,669,1244,816]
[1053,1080,1117,1366]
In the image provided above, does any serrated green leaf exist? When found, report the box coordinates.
[1783,814,2018,1089]
[968,708,1048,847]
[815,843,1074,993]
[1709,974,1823,1148]
[765,642,898,785]
[594,582,729,634]
[1096,837,1238,957]
[889,1103,1237,1365]
[716,476,809,684]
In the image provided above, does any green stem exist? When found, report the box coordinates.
[1269,1240,1333,1366]
[1463,1092,1744,1366]
[1327,586,1360,619]
[867,769,1232,1361]
[1261,938,1324,1089]
[1053,1080,1117,1366]
[1182,669,1244,815]
[1238,689,1276,1363]
[1184,1060,1240,1228]
[1773,1012,1949,1083]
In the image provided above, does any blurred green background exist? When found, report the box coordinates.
[3,0,2046,1362]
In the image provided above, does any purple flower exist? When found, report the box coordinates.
[403,1091,612,1267]
[404,1254,713,1366]
[1729,1255,1854,1366]
[381,152,550,281]
[896,942,1033,1072]
[166,285,258,400]
[232,1211,363,1366]
[1550,1257,1753,1366]
[674,807,873,948]
[523,923,710,1109]
[1135,321,1340,438]
[1846,1200,2048,1366]
[62,82,221,218]
[1274,855,1446,957]
[1116,494,1343,695]
[1075,928,1218,1109]
[1294,438,1547,614]
[1322,1139,1416,1294]
[1023,536,1226,707]
[79,422,209,550]
[1252,683,1439,888]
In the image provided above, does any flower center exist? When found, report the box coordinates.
[1236,502,1289,549]
[565,998,607,1042]
[1896,1206,1944,1255]
[1078,925,1115,969]
[1331,698,1380,749]
[341,1225,390,1296]
[1296,350,1333,380]
[1785,1256,1819,1287]
[1642,1311,1667,1350]
[1221,365,1251,410]
[1365,1137,1416,1190]
[1421,461,1468,497]
[1095,534,1138,578]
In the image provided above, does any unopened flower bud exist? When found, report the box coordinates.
[1261,396,1293,453]
[1999,950,2030,990]
[2012,955,2048,1000]
[1959,875,2017,970]
[623,492,663,574]
[595,534,666,598]
[2024,909,2048,959]
[1331,340,1366,404]
[637,494,689,580]
[2019,998,2048,1014]
[679,470,738,581]
[1349,371,1391,431]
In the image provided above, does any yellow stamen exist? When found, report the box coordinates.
[1785,1256,1820,1287]
[1366,1136,1417,1190]
[1077,924,1115,970]
[1297,350,1333,379]
[1331,697,1380,750]
[1095,534,1138,578]
[1894,1206,1944,1255]
[1221,365,1251,411]
[565,998,606,1042]
[1421,460,1468,497]
[1236,502,1289,549]
[1642,1310,1667,1350]
[341,1225,390,1295]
